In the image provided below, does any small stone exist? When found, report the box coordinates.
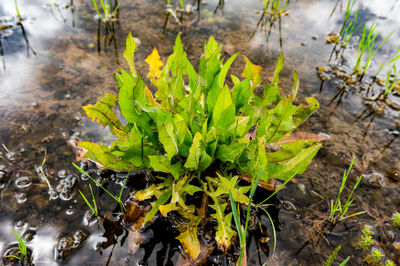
[362,172,385,189]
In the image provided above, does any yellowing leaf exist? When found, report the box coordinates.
[145,86,166,110]
[78,142,136,171]
[159,202,178,217]
[82,93,127,139]
[145,47,164,81]
[241,56,262,88]
[176,212,202,261]
[209,199,236,253]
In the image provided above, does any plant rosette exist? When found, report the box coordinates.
[77,32,322,261]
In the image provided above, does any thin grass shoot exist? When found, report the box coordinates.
[7,229,28,261]
[79,183,98,217]
[73,163,127,212]
[329,157,365,223]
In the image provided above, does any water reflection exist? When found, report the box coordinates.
[45,0,76,27]
[96,18,120,64]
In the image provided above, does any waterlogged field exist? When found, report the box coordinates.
[0,0,400,265]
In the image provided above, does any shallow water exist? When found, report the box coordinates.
[1,0,400,265]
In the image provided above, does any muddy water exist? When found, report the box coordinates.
[1,0,400,265]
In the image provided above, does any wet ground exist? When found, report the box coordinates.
[1,0,400,265]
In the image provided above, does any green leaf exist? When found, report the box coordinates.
[184,132,202,169]
[199,149,213,171]
[78,142,136,171]
[174,114,193,156]
[272,52,284,85]
[174,114,190,144]
[117,69,162,148]
[232,78,252,111]
[264,97,299,144]
[226,116,250,138]
[215,143,247,163]
[266,140,315,163]
[213,174,249,203]
[292,71,299,100]
[144,188,172,223]
[159,123,179,160]
[148,155,184,179]
[123,32,137,75]
[263,83,280,106]
[241,56,262,88]
[82,93,126,139]
[218,53,239,89]
[204,36,220,59]
[253,136,268,181]
[268,143,322,181]
[293,97,319,126]
[213,85,235,131]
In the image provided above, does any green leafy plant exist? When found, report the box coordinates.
[77,33,321,261]
[358,225,374,250]
[364,247,384,264]
[329,157,365,224]
[391,212,400,228]
[384,260,395,266]
[7,229,28,262]
[74,163,128,212]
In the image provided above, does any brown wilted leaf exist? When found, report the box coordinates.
[124,200,151,230]
[238,174,283,191]
[275,131,329,145]
[196,193,209,227]
[67,138,89,162]
[245,131,328,145]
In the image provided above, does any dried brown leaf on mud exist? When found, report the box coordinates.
[196,193,209,227]
[237,174,283,191]
[274,131,329,145]
[125,201,151,255]
[245,131,328,145]
[67,138,89,162]
[124,200,151,230]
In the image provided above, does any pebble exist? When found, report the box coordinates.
[55,229,88,261]
[362,172,385,189]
